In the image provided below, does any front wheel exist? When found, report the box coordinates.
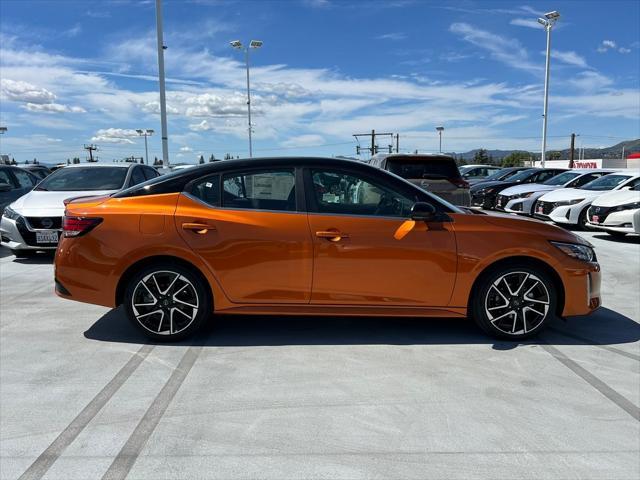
[124,264,211,342]
[472,265,557,340]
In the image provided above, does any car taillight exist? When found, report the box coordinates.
[62,216,103,237]
[450,177,470,189]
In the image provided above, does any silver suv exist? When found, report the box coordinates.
[367,153,470,206]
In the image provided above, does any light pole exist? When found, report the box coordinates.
[136,129,154,165]
[230,39,263,158]
[537,10,560,167]
[436,126,444,153]
[155,0,170,166]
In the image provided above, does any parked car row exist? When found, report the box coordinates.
[469,166,640,236]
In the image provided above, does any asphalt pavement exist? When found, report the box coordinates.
[0,230,638,480]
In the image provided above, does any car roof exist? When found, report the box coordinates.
[371,153,456,161]
[64,163,134,168]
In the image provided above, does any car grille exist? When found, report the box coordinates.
[587,205,615,224]
[495,194,508,209]
[15,217,60,247]
[535,201,555,215]
[26,217,62,229]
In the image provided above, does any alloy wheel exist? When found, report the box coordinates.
[484,271,550,336]
[131,270,200,335]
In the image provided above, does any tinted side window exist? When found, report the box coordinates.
[0,170,15,187]
[130,167,146,186]
[13,169,36,188]
[142,167,160,180]
[222,169,296,211]
[309,169,414,217]
[535,171,557,183]
[190,174,220,206]
[571,173,603,188]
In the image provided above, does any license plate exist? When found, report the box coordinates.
[36,230,59,243]
[591,215,599,223]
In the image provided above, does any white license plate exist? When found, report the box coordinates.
[36,230,59,243]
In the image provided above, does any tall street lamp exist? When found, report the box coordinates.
[436,126,444,153]
[538,10,560,167]
[230,39,263,158]
[136,129,154,165]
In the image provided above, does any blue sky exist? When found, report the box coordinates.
[0,0,638,164]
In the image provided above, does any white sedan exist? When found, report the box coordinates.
[0,163,159,256]
[533,171,640,228]
[586,183,640,237]
[497,170,612,215]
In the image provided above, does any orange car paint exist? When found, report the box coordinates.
[55,192,600,319]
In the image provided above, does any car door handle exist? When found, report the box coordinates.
[316,230,349,242]
[182,222,216,234]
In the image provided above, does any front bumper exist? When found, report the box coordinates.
[586,208,638,234]
[533,200,583,225]
[470,191,497,209]
[0,215,61,251]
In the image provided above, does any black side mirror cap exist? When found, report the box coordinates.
[410,202,437,222]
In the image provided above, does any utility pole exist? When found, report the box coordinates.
[155,0,170,166]
[395,134,399,153]
[84,144,98,162]
[353,130,395,157]
[569,133,575,168]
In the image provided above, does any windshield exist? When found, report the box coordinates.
[542,171,581,186]
[580,174,631,191]
[505,169,537,183]
[36,167,128,191]
[386,157,460,180]
[459,165,474,173]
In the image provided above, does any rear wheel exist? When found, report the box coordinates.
[472,264,557,340]
[124,264,211,342]
[577,208,589,229]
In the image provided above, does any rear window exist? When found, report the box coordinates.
[37,167,128,191]
[386,157,460,180]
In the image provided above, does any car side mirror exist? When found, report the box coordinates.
[410,202,437,222]
[0,182,12,192]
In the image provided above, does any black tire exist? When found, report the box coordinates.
[606,231,627,238]
[123,263,211,342]
[577,208,589,229]
[471,263,557,340]
[11,249,37,258]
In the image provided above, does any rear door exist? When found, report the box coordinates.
[305,166,457,306]
[175,167,313,304]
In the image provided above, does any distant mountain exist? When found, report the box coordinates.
[452,138,640,162]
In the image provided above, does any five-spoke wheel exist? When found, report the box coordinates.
[124,264,210,341]
[472,265,556,339]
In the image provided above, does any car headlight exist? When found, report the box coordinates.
[615,201,640,211]
[551,241,596,262]
[2,206,21,221]
[554,198,585,207]
[511,192,534,200]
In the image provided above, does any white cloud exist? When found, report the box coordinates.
[281,134,326,148]
[449,23,541,73]
[510,18,541,29]
[597,39,617,53]
[1,79,56,104]
[180,146,193,152]
[24,103,86,113]
[549,50,589,68]
[376,32,407,41]
[91,128,140,144]
[619,47,631,54]
[567,71,613,92]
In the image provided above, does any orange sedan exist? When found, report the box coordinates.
[54,158,601,341]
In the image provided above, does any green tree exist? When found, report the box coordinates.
[548,151,562,160]
[501,151,530,167]
[209,154,216,163]
[199,155,205,164]
[473,149,490,164]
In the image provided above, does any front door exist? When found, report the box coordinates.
[175,168,313,304]
[305,168,457,307]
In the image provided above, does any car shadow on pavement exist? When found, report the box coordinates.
[11,254,55,265]
[592,234,640,244]
[84,306,640,348]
